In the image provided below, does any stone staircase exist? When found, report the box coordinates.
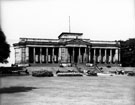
[97,63,121,67]
[29,63,59,67]
[28,63,123,74]
[75,64,102,73]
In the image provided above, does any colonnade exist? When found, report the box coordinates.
[67,47,120,64]
[91,48,120,64]
[26,47,120,64]
[30,47,59,63]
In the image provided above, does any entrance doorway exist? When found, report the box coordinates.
[68,47,79,63]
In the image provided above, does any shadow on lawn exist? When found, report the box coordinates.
[0,86,37,94]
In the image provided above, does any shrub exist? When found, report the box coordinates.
[32,70,53,77]
[86,70,97,76]
[106,65,111,68]
[127,72,135,76]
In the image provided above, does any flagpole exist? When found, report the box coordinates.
[69,16,71,33]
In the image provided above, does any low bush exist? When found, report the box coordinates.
[86,70,98,76]
[32,70,53,77]
[87,72,97,76]
[127,72,135,76]
[106,65,111,68]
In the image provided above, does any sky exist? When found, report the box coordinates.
[0,0,135,65]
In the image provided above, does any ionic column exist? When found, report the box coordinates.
[78,47,81,63]
[52,48,54,63]
[33,47,35,63]
[46,48,48,63]
[115,49,118,63]
[94,48,96,64]
[110,49,112,63]
[84,47,87,63]
[73,48,75,63]
[40,47,42,64]
[105,49,107,63]
[15,49,17,64]
[99,49,101,63]
[58,47,61,62]
[118,48,121,64]
[89,48,91,63]
[56,48,58,62]
[26,47,29,63]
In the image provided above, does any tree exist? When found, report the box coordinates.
[120,38,135,67]
[0,29,10,63]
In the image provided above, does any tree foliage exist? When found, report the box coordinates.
[0,29,10,63]
[120,38,135,67]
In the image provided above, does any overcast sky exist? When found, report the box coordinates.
[0,0,135,65]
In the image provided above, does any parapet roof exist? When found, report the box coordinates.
[58,32,83,39]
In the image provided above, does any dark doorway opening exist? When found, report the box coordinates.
[74,48,79,63]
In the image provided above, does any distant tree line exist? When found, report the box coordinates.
[120,38,135,67]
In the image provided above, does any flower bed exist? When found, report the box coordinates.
[0,67,29,76]
[57,72,83,76]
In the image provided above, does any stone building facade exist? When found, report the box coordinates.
[13,32,121,65]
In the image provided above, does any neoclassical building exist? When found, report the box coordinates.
[13,32,121,65]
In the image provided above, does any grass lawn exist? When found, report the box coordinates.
[0,74,135,105]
